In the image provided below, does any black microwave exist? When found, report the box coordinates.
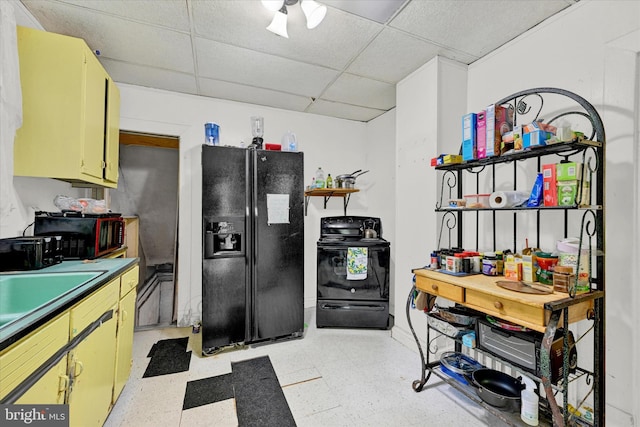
[0,236,64,271]
[34,211,125,259]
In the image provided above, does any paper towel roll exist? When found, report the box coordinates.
[490,191,530,208]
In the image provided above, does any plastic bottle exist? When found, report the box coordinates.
[309,177,316,190]
[315,167,325,189]
[326,174,333,189]
[520,375,539,426]
[287,131,297,152]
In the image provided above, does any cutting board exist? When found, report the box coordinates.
[496,280,553,294]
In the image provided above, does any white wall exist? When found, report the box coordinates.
[391,56,467,346]
[364,109,397,312]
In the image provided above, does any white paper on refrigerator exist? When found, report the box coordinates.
[267,194,290,224]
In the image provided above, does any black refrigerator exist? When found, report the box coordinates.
[201,145,304,355]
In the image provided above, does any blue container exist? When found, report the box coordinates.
[205,123,219,146]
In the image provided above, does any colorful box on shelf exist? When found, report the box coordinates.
[462,113,477,161]
[476,111,487,159]
[556,162,583,181]
[443,154,462,164]
[485,104,512,157]
[523,130,552,148]
[542,163,558,206]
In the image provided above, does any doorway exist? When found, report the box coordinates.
[111,131,180,329]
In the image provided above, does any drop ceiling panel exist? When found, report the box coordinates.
[43,0,191,31]
[390,0,573,57]
[307,99,386,122]
[23,1,194,73]
[100,58,198,95]
[195,37,339,98]
[323,0,407,23]
[321,74,395,110]
[198,77,313,113]
[346,27,476,83]
[191,1,383,70]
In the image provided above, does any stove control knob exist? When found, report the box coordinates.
[351,288,356,293]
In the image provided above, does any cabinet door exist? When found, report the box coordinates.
[0,312,70,400]
[113,289,136,402]
[68,307,117,427]
[14,27,84,181]
[67,278,118,426]
[15,358,68,405]
[104,78,120,184]
[81,51,108,180]
[14,26,119,188]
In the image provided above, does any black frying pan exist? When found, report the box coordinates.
[470,368,524,412]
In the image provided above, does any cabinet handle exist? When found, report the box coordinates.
[494,301,503,310]
[74,361,84,377]
[122,309,128,322]
[58,374,69,392]
[431,284,438,291]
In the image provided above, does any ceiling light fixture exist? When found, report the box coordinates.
[262,0,327,38]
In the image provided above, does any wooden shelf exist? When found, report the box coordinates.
[304,188,359,216]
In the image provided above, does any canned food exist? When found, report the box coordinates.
[482,254,498,276]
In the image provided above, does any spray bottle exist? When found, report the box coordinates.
[520,374,539,426]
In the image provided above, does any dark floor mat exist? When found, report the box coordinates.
[147,337,189,357]
[182,373,235,410]
[143,337,192,378]
[232,356,296,427]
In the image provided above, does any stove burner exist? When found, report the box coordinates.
[321,236,346,242]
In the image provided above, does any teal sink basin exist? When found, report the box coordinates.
[0,271,104,327]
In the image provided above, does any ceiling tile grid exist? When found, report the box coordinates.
[321,73,396,110]
[198,77,314,113]
[48,0,191,31]
[390,0,575,58]
[195,37,339,98]
[23,0,195,73]
[19,0,579,122]
[99,58,199,96]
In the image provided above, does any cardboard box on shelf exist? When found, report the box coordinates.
[522,254,537,282]
[462,113,477,161]
[556,162,582,181]
[542,163,558,206]
[477,111,487,159]
[443,154,463,164]
[486,104,512,157]
[523,130,551,148]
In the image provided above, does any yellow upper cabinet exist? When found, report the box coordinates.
[14,26,120,188]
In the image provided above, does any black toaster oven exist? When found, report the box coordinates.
[34,211,125,259]
[476,317,577,384]
[0,235,63,271]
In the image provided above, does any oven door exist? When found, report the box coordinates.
[316,244,389,301]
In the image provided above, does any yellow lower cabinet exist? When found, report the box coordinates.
[0,312,70,401]
[15,358,68,405]
[113,288,136,402]
[67,278,119,427]
[67,305,117,427]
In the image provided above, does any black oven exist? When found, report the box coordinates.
[316,216,390,329]
[34,211,125,259]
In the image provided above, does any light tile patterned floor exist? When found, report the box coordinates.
[104,309,510,427]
